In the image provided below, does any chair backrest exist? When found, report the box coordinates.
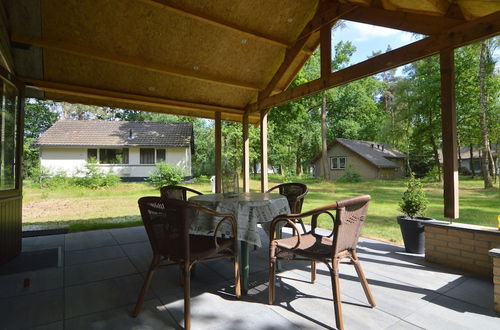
[332,195,371,256]
[138,196,190,261]
[160,185,203,201]
[267,183,308,213]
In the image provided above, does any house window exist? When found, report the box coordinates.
[98,148,128,164]
[156,149,166,163]
[140,148,155,164]
[330,157,346,170]
[0,79,19,191]
[87,149,97,161]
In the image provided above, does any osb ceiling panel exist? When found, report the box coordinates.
[40,0,314,91]
[43,50,257,109]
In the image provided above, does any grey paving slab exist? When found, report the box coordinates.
[163,290,302,330]
[121,241,153,272]
[64,245,125,266]
[109,226,148,245]
[65,274,154,319]
[0,289,64,329]
[64,299,177,330]
[385,320,424,330]
[403,295,500,330]
[28,321,64,330]
[440,276,494,309]
[65,257,137,286]
[22,234,65,252]
[0,267,63,298]
[64,230,117,251]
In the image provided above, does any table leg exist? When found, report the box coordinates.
[240,241,250,294]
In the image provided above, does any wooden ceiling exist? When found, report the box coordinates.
[3,0,500,124]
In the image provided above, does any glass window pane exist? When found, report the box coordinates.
[99,149,124,164]
[122,148,129,164]
[0,79,18,191]
[87,149,97,161]
[339,157,346,169]
[140,148,155,164]
[330,157,338,170]
[156,149,165,163]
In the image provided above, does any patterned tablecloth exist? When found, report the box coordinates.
[188,193,290,247]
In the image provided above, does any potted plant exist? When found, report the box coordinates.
[397,176,432,254]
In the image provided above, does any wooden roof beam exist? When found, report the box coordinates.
[11,34,261,91]
[20,78,261,124]
[255,2,355,104]
[339,2,465,35]
[248,10,500,112]
[139,0,313,55]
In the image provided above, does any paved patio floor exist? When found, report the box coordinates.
[0,226,497,329]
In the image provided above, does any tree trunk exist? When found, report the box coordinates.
[430,135,442,182]
[321,93,329,180]
[478,40,493,188]
[295,136,303,176]
[469,144,474,177]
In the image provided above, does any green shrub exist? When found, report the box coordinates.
[423,166,440,182]
[73,162,120,189]
[147,162,184,188]
[194,175,211,183]
[399,176,428,218]
[336,169,362,183]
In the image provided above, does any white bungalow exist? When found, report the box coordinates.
[35,120,194,180]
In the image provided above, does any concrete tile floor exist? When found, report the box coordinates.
[0,226,497,329]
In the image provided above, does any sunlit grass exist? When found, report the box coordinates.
[23,177,499,243]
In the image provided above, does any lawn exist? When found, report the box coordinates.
[22,177,499,244]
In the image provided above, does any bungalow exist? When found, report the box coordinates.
[438,144,499,175]
[311,138,407,180]
[35,120,194,180]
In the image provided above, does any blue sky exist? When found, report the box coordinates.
[331,20,421,75]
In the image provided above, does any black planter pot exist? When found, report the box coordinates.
[397,216,433,254]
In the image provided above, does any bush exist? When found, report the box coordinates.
[336,169,362,183]
[399,176,428,218]
[73,162,120,189]
[147,162,184,188]
[41,171,71,189]
[423,166,440,182]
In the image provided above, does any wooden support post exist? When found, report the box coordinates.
[260,110,268,192]
[320,24,332,77]
[243,113,250,193]
[440,48,459,219]
[215,112,222,193]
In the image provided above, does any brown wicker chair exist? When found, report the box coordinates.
[267,183,308,233]
[268,195,375,330]
[160,185,203,201]
[132,196,241,330]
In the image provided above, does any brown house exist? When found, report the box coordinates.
[311,138,407,180]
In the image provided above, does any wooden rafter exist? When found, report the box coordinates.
[21,78,261,123]
[11,34,261,91]
[139,0,313,55]
[255,2,354,104]
[340,3,465,35]
[248,10,500,112]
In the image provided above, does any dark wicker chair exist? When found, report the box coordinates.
[132,197,241,330]
[160,185,203,201]
[268,195,375,330]
[267,183,308,233]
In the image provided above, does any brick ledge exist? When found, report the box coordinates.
[424,220,500,236]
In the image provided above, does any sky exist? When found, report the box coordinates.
[331,20,422,76]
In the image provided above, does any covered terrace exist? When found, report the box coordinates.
[0,0,499,328]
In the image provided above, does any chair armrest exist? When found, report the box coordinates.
[269,215,303,249]
[188,203,238,248]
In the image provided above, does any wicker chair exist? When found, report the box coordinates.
[132,197,241,330]
[267,183,308,233]
[160,185,203,201]
[268,195,375,330]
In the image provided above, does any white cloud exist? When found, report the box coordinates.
[349,22,400,42]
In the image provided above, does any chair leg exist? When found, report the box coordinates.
[311,260,316,283]
[132,254,160,317]
[183,262,191,330]
[234,255,241,298]
[351,251,376,307]
[268,243,277,304]
[330,259,344,330]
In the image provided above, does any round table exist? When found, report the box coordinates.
[188,192,290,247]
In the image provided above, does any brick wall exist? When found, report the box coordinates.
[424,222,500,276]
[490,250,500,313]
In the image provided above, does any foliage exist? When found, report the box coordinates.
[73,161,120,189]
[147,162,184,188]
[336,169,362,183]
[399,176,428,218]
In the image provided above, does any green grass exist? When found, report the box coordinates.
[23,177,500,243]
